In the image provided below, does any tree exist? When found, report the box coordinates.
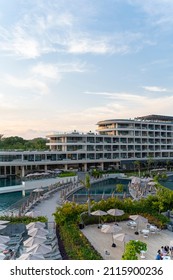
[147,156,154,175]
[116,183,124,194]
[80,173,91,215]
[134,160,141,177]
[122,240,147,260]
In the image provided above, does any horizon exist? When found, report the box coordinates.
[1,1,173,139]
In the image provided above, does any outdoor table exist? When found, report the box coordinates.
[140,250,146,259]
[141,229,149,235]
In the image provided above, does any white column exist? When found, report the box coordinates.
[22,181,25,197]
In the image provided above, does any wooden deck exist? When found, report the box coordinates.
[81,221,173,260]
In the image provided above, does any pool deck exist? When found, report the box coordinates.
[81,221,173,260]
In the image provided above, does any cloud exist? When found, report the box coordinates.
[142,86,168,92]
[128,0,173,27]
[5,75,50,95]
[31,63,61,79]
[31,61,87,79]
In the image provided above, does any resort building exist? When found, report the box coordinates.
[0,114,173,177]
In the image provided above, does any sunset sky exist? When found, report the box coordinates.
[1,0,173,139]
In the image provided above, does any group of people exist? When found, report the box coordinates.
[155,245,173,260]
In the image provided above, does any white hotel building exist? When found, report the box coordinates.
[0,114,173,177]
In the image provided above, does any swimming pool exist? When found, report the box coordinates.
[68,177,131,203]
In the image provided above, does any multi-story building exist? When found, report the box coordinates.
[0,114,173,177]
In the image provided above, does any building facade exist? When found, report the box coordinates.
[0,114,173,177]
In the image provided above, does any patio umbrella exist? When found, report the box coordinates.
[91,210,108,228]
[129,215,148,235]
[113,233,135,250]
[0,235,10,243]
[107,209,125,224]
[0,243,7,251]
[23,235,47,247]
[26,222,46,230]
[101,224,122,247]
[0,220,10,225]
[33,187,44,193]
[18,253,45,260]
[26,243,52,254]
[0,225,7,230]
[25,210,42,218]
[28,227,49,237]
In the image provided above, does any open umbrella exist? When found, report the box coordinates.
[0,243,7,251]
[101,224,122,247]
[0,225,7,230]
[23,235,47,247]
[107,209,125,224]
[0,220,10,225]
[91,210,107,228]
[26,243,52,254]
[129,215,148,235]
[0,235,10,243]
[26,222,46,230]
[25,210,42,218]
[33,187,44,193]
[28,227,49,237]
[18,253,45,260]
[113,233,135,251]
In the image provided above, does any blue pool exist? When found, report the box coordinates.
[68,177,131,203]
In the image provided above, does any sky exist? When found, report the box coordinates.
[1,0,173,139]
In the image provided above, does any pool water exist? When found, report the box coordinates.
[0,176,28,214]
[68,177,131,203]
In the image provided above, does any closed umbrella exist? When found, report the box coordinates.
[28,227,49,237]
[18,253,45,260]
[101,224,122,247]
[23,235,47,247]
[91,210,107,228]
[107,209,125,224]
[129,215,148,235]
[26,243,52,254]
[113,233,135,250]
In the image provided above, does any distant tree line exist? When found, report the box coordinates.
[0,136,48,151]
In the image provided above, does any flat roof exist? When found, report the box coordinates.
[136,114,173,122]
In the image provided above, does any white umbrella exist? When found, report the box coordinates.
[0,235,10,243]
[26,222,46,230]
[33,187,44,193]
[147,181,156,186]
[25,210,42,218]
[113,233,135,250]
[0,243,7,251]
[129,215,148,234]
[91,210,108,227]
[107,209,125,223]
[18,253,45,260]
[0,225,7,230]
[26,243,52,254]
[101,224,122,247]
[23,235,47,247]
[0,220,10,225]
[28,227,49,237]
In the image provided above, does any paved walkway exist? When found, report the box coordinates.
[31,191,62,222]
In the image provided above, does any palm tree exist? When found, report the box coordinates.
[134,160,141,177]
[80,173,91,215]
